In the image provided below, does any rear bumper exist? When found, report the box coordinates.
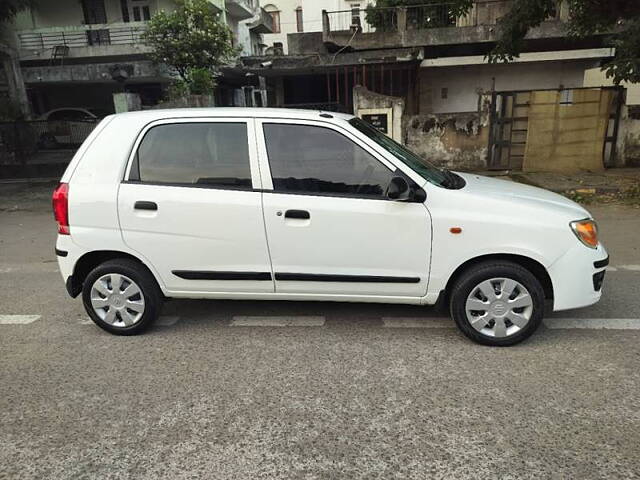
[56,235,83,298]
[549,243,608,311]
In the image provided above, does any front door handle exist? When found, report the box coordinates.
[284,209,310,219]
[134,201,157,211]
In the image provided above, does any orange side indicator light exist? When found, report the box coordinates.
[450,227,462,234]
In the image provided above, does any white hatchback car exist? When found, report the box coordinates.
[53,108,608,346]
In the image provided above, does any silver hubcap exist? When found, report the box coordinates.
[90,274,145,327]
[465,277,533,338]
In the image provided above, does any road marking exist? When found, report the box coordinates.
[79,319,93,325]
[382,317,454,328]
[0,315,40,324]
[157,315,180,326]
[545,318,640,330]
[230,316,325,327]
[606,266,618,272]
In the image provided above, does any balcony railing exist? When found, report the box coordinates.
[324,1,517,35]
[18,24,147,51]
[324,0,563,36]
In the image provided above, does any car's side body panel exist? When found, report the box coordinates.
[423,173,607,311]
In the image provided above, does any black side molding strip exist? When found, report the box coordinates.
[274,273,420,283]
[594,256,610,269]
[55,248,68,257]
[172,270,272,281]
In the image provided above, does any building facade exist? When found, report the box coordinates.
[2,0,272,115]
[231,0,639,169]
[262,0,373,54]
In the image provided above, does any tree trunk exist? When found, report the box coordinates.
[1,44,30,119]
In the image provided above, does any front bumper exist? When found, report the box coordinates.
[548,243,608,311]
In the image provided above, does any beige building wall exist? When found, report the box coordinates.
[584,67,640,106]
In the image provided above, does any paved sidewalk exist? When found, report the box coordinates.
[510,168,640,195]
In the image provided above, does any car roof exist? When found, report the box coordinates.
[46,107,92,113]
[111,107,355,123]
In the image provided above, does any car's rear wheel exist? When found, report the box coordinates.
[82,259,162,335]
[450,261,545,346]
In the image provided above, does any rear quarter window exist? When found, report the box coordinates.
[130,122,252,188]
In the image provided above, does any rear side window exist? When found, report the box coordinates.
[263,123,394,197]
[130,122,252,188]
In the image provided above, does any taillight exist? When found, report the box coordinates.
[52,183,70,235]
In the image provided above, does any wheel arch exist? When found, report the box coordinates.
[68,250,159,298]
[441,253,554,307]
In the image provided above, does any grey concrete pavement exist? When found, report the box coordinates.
[1,187,639,479]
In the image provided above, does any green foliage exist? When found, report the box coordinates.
[486,0,558,63]
[0,0,35,22]
[142,0,237,81]
[164,67,216,99]
[187,67,216,94]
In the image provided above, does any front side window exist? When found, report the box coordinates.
[349,117,452,188]
[263,123,395,197]
[131,122,252,188]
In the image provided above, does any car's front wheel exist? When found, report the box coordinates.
[450,261,545,346]
[82,259,162,335]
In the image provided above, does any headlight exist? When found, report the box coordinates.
[570,219,599,249]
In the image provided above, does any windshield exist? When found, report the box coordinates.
[349,117,450,187]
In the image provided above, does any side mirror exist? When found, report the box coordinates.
[387,176,426,203]
[387,176,410,201]
[412,186,427,203]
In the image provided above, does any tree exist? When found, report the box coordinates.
[141,0,237,88]
[366,0,640,84]
[0,0,35,119]
[0,0,35,22]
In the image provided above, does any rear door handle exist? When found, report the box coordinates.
[134,201,157,211]
[284,209,310,219]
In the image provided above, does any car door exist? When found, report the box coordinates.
[118,118,274,294]
[256,119,432,298]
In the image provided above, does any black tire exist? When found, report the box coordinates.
[449,261,545,346]
[82,258,163,335]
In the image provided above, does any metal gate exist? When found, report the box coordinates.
[487,87,624,171]
[487,90,530,170]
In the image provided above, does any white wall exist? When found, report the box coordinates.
[262,0,299,54]
[14,0,176,30]
[419,59,601,114]
[262,0,372,54]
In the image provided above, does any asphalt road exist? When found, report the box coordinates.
[1,186,639,479]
